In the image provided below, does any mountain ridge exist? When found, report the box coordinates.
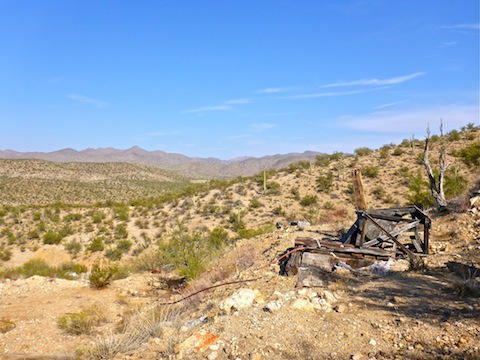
[0,147,323,178]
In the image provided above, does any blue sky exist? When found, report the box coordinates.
[0,1,478,159]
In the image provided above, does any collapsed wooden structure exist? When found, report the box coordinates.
[281,206,431,282]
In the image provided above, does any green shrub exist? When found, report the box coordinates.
[114,223,128,239]
[266,181,282,195]
[406,171,434,209]
[249,198,263,209]
[300,194,318,207]
[354,147,373,156]
[89,262,118,289]
[43,230,63,245]
[444,169,468,198]
[57,305,105,335]
[116,239,133,253]
[64,239,82,256]
[457,141,480,167]
[238,223,275,239]
[209,227,229,249]
[392,147,405,156]
[0,246,12,261]
[88,237,105,252]
[63,213,83,222]
[105,248,124,261]
[272,206,286,216]
[362,166,379,178]
[317,171,334,193]
[448,130,460,141]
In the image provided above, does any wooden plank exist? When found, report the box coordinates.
[412,227,424,253]
[353,169,367,210]
[363,213,419,263]
[362,220,421,247]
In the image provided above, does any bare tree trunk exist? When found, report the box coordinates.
[423,136,449,210]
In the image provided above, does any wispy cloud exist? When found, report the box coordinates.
[441,23,480,30]
[225,98,250,104]
[67,94,108,108]
[340,104,478,134]
[287,89,368,99]
[322,72,425,88]
[250,123,276,132]
[257,87,292,94]
[182,105,231,114]
[373,100,408,110]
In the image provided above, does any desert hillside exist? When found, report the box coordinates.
[0,127,479,359]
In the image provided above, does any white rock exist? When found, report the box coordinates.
[290,298,315,312]
[219,289,263,313]
[321,290,337,304]
[369,339,377,346]
[311,297,333,312]
[264,301,282,313]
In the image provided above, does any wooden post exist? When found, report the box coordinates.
[353,169,367,210]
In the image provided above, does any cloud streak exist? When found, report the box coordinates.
[256,87,292,94]
[441,23,480,30]
[339,104,479,134]
[67,94,108,108]
[182,105,231,114]
[322,72,425,88]
[287,89,368,99]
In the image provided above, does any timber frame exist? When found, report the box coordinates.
[294,206,431,262]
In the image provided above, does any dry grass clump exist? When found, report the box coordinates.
[57,305,106,335]
[85,305,179,359]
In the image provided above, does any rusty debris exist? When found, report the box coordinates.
[280,206,431,284]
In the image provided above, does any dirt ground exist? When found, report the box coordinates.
[1,211,479,360]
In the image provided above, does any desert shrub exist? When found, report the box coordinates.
[57,305,106,335]
[392,147,405,156]
[287,162,299,173]
[448,130,460,141]
[238,223,275,239]
[91,212,105,224]
[290,187,300,200]
[64,239,82,256]
[114,223,128,239]
[43,230,63,245]
[272,206,286,216]
[59,224,74,237]
[89,262,119,289]
[372,186,386,200]
[317,171,334,193]
[0,246,12,261]
[300,194,318,207]
[406,171,434,209]
[116,239,133,253]
[266,181,281,195]
[444,168,468,199]
[298,160,311,169]
[456,141,480,167]
[315,154,332,167]
[63,213,83,222]
[249,198,263,209]
[88,237,105,252]
[27,229,40,240]
[362,166,379,178]
[113,204,129,221]
[105,248,124,261]
[209,227,229,249]
[354,147,373,156]
[157,224,230,281]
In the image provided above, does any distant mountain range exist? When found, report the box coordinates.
[0,147,323,178]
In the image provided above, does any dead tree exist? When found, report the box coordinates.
[423,126,449,211]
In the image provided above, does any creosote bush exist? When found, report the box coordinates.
[57,305,106,335]
[89,262,119,289]
[354,147,373,157]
